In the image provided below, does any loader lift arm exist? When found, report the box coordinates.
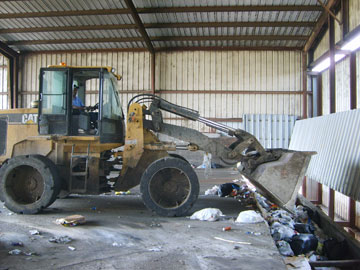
[126,94,315,213]
[129,94,281,175]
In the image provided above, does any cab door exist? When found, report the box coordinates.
[99,70,125,143]
[39,68,71,135]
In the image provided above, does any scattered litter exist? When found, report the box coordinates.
[115,191,131,195]
[149,221,162,227]
[246,231,261,236]
[236,210,264,223]
[204,185,220,196]
[8,249,22,255]
[68,246,76,251]
[91,207,97,211]
[148,246,162,252]
[190,208,224,222]
[112,242,121,247]
[222,226,232,231]
[277,240,294,257]
[29,230,40,235]
[23,251,37,256]
[11,242,24,247]
[7,212,14,216]
[214,237,251,245]
[187,225,193,229]
[49,236,73,244]
[56,215,86,227]
[289,234,318,256]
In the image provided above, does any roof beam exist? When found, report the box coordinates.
[151,35,309,42]
[6,35,308,46]
[124,0,154,54]
[0,21,316,34]
[137,5,323,13]
[304,0,339,52]
[156,46,303,52]
[146,21,316,28]
[0,5,322,19]
[0,41,19,57]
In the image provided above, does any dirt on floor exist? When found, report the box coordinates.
[0,168,286,270]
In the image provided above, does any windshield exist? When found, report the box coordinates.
[102,72,123,120]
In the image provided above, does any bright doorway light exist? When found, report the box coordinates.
[312,54,346,72]
[341,33,360,51]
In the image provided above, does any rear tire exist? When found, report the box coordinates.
[140,157,199,217]
[0,155,61,214]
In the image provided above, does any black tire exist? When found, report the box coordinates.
[0,155,61,214]
[30,155,61,207]
[168,153,190,164]
[140,157,199,217]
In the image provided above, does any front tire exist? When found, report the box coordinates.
[140,157,199,217]
[0,155,61,214]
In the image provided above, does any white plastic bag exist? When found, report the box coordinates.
[190,208,223,222]
[236,210,264,223]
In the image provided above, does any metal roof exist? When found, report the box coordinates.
[0,0,331,54]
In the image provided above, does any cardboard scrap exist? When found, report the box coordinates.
[56,215,86,227]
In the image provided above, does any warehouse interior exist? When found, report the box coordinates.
[1,0,360,269]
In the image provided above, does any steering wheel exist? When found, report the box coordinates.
[88,103,99,112]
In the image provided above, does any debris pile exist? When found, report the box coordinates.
[256,193,350,263]
[204,182,254,205]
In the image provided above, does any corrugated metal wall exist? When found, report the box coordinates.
[0,55,8,110]
[243,114,297,149]
[311,3,360,228]
[19,50,304,133]
[290,110,360,202]
[314,1,360,61]
[19,52,152,113]
[155,51,304,132]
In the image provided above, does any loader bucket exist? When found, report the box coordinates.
[243,150,316,213]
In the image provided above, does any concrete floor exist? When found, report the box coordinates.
[0,168,286,270]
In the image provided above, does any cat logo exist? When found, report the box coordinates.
[22,114,38,124]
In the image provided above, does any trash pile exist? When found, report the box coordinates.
[204,180,350,262]
[204,182,254,204]
[257,193,350,262]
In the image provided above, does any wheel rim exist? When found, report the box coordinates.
[148,167,191,209]
[5,165,44,204]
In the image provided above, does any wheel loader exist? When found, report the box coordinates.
[0,64,314,216]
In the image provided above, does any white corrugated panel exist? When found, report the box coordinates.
[0,55,8,109]
[243,114,297,149]
[289,109,360,201]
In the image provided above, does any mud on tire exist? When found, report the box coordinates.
[0,155,61,214]
[140,157,199,217]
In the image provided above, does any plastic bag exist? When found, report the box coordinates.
[294,223,315,234]
[204,185,220,196]
[271,223,296,241]
[277,240,294,256]
[290,234,318,255]
[190,208,223,222]
[219,183,240,197]
[236,210,264,223]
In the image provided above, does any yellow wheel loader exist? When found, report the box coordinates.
[0,65,314,216]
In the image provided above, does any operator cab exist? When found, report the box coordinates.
[38,64,125,143]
